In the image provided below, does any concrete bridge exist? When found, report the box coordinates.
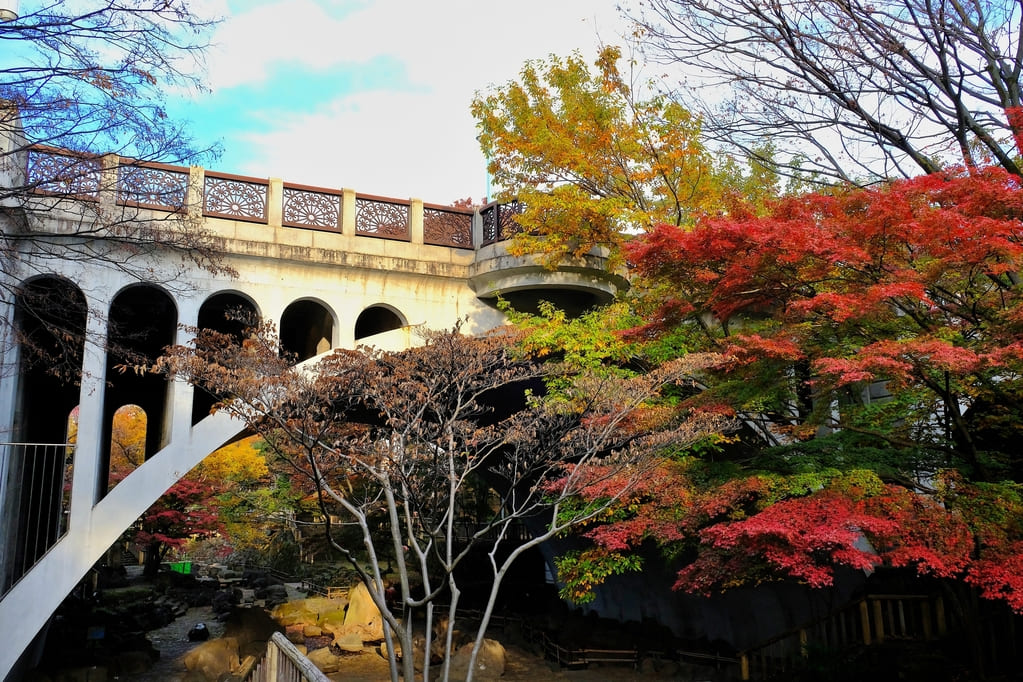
[0,135,625,677]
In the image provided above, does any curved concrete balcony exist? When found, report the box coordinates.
[468,241,629,316]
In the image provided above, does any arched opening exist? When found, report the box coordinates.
[1,277,86,592]
[280,299,334,363]
[106,404,147,491]
[193,292,259,425]
[354,305,406,341]
[101,285,176,497]
[12,277,87,441]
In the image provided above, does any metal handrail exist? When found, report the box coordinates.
[0,442,75,597]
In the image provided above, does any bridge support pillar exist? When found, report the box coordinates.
[70,305,111,517]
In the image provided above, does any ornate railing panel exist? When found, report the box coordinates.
[203,172,269,222]
[355,195,410,240]
[423,204,473,248]
[116,162,189,210]
[481,200,524,245]
[26,148,101,198]
[0,443,75,598]
[282,184,341,230]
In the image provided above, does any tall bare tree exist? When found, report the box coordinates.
[627,0,1023,184]
[0,1,227,376]
[160,322,724,682]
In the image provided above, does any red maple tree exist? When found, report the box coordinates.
[135,476,222,577]
[556,167,1023,612]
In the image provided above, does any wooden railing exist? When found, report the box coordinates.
[738,594,947,680]
[240,631,330,682]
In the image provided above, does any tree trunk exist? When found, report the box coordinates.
[142,542,163,578]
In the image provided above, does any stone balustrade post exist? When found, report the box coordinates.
[341,188,356,236]
[98,154,119,215]
[268,177,283,228]
[187,166,205,219]
[410,198,424,245]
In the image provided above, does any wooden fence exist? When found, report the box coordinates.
[739,594,947,680]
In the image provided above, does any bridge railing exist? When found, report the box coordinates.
[0,442,75,597]
[23,146,489,249]
[480,199,524,245]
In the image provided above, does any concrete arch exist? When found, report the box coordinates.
[198,289,262,330]
[193,292,261,424]
[101,284,177,497]
[280,297,337,363]
[355,303,408,341]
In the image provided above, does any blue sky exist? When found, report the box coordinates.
[167,0,636,206]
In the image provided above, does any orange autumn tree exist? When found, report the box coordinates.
[189,436,274,556]
[471,46,776,267]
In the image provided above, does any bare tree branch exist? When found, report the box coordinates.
[629,0,1023,183]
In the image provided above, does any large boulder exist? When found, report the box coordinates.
[182,637,240,681]
[257,583,289,608]
[447,639,507,681]
[340,582,384,641]
[335,632,365,652]
[271,596,347,627]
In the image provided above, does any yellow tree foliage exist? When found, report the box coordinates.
[472,46,768,267]
[195,435,270,486]
[109,405,147,486]
[193,435,273,552]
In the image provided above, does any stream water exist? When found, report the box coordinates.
[125,605,225,681]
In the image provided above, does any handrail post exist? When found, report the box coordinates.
[266,638,278,681]
[872,598,885,643]
[860,600,872,645]
[740,653,750,680]
[935,596,947,636]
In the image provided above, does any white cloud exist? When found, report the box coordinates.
[206,0,637,203]
[210,0,632,91]
[236,89,487,204]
